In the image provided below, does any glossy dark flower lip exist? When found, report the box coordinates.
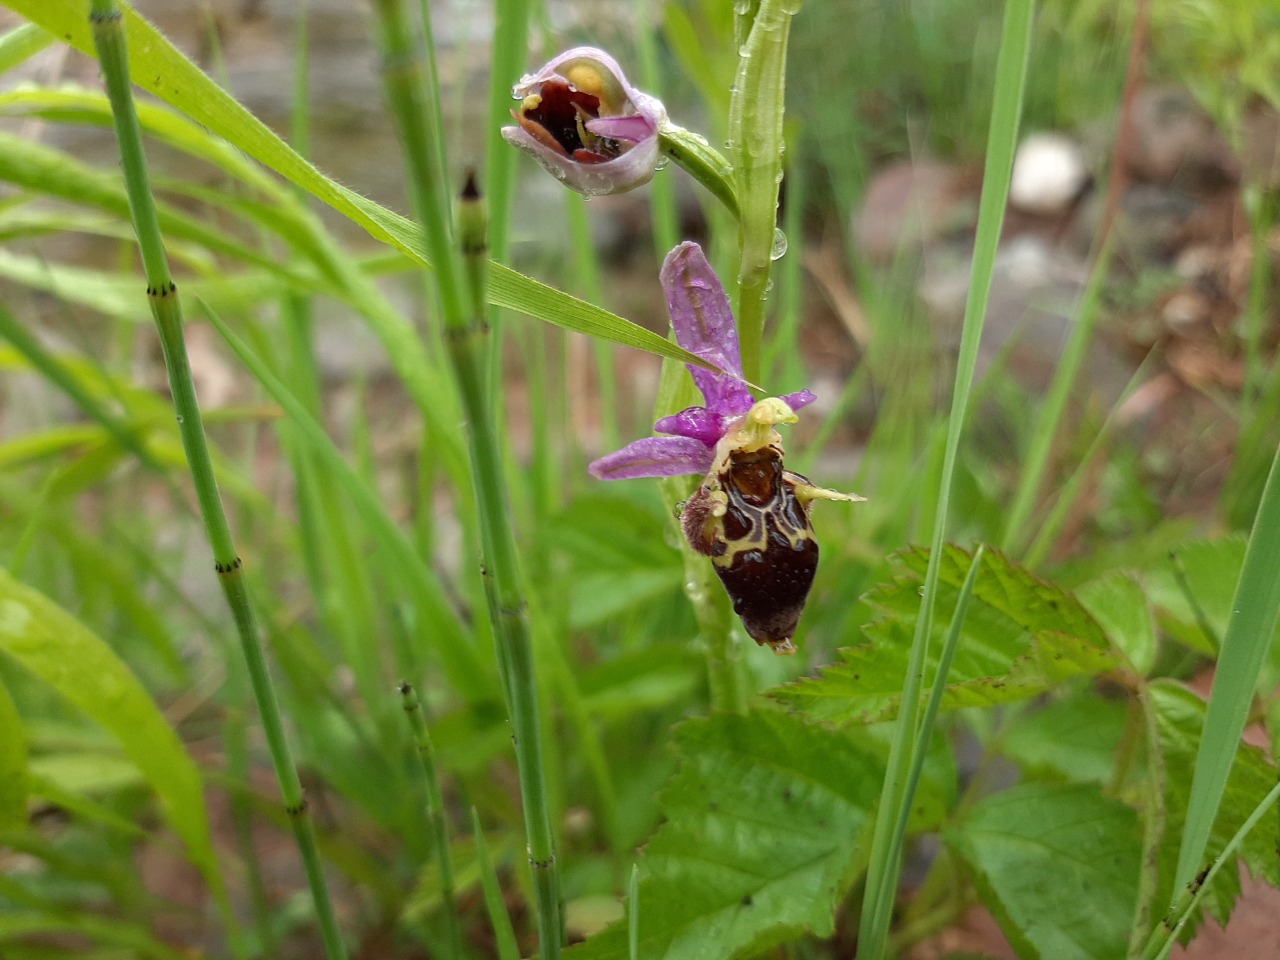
[502,47,666,197]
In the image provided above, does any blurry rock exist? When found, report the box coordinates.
[921,234,1129,397]
[1113,182,1200,262]
[1160,289,1211,330]
[1009,132,1089,215]
[1124,87,1240,188]
[852,159,972,263]
[1241,103,1280,190]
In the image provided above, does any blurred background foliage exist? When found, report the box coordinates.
[0,0,1277,957]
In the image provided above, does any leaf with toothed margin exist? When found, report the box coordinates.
[770,545,1118,725]
[568,710,880,960]
[945,782,1141,960]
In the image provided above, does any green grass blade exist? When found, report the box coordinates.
[1173,439,1280,895]
[1145,778,1280,960]
[1001,240,1113,556]
[856,2,1035,956]
[199,301,490,699]
[0,674,26,829]
[0,21,52,72]
[728,0,795,382]
[0,568,220,899]
[473,808,521,960]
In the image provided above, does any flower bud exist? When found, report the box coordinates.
[502,47,666,197]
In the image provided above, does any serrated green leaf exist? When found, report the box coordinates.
[0,569,221,899]
[0,674,25,828]
[1076,571,1156,675]
[772,546,1117,724]
[1147,680,1278,939]
[569,711,880,960]
[2,0,721,374]
[946,782,1141,960]
[999,687,1129,783]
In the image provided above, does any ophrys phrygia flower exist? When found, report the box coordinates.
[502,47,666,197]
[589,242,862,654]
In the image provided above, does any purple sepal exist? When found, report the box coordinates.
[661,243,755,418]
[587,435,713,480]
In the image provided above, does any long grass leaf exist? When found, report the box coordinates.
[0,569,220,899]
[1173,440,1280,894]
[856,2,1035,956]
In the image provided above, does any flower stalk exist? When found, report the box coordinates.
[87,2,346,957]
[728,0,797,384]
[370,0,562,955]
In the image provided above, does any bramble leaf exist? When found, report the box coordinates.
[1146,680,1279,939]
[945,782,1141,960]
[771,546,1117,724]
[568,711,880,960]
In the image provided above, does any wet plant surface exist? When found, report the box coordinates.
[0,2,1278,959]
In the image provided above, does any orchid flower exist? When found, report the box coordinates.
[589,242,862,654]
[502,47,666,197]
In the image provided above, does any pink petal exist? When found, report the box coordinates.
[502,125,661,196]
[588,436,713,481]
[661,242,754,417]
[585,114,655,142]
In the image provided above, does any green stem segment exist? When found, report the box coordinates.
[88,3,346,958]
[370,1,562,955]
[729,0,795,385]
[399,683,462,959]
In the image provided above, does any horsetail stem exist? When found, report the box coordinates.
[369,1,562,955]
[89,2,346,957]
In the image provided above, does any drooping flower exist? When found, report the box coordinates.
[589,242,862,655]
[502,47,667,197]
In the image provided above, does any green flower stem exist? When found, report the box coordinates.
[728,0,795,384]
[369,2,562,956]
[88,2,346,958]
[399,682,461,959]
[481,0,531,392]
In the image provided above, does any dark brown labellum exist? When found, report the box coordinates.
[683,444,819,655]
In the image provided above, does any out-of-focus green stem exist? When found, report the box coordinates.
[370,2,562,956]
[728,0,795,384]
[399,682,461,959]
[88,2,345,958]
[482,0,531,391]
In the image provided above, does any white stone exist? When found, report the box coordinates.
[1009,132,1088,215]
